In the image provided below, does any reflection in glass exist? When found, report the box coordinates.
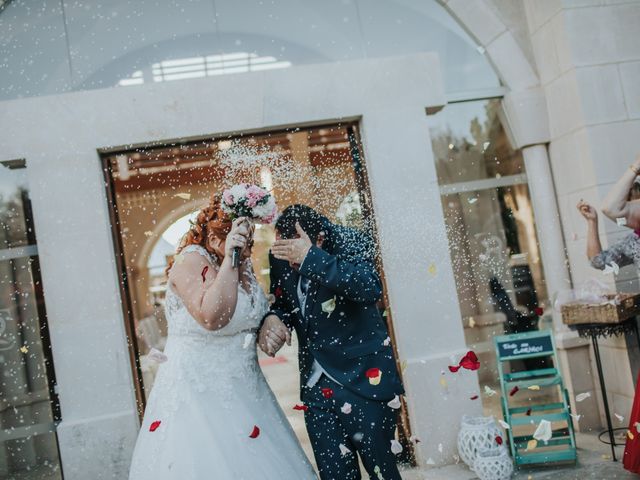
[429,100,553,417]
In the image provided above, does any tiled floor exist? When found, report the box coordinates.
[260,334,638,480]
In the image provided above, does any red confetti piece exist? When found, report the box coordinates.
[149,420,161,432]
[448,365,461,373]
[293,404,308,411]
[365,368,381,378]
[459,351,480,371]
[470,395,479,400]
[509,386,519,396]
[534,307,544,316]
[274,287,283,298]
[526,408,532,416]
[249,425,260,438]
[495,435,503,445]
[201,265,209,282]
[321,387,334,399]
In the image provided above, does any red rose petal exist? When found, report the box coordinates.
[201,265,209,283]
[470,395,479,400]
[149,420,161,432]
[293,404,309,411]
[459,351,481,371]
[249,425,260,438]
[321,387,334,399]
[365,368,381,379]
[534,307,544,316]
[448,365,461,373]
[495,435,503,445]
[526,408,532,416]
[274,287,283,298]
[509,386,519,397]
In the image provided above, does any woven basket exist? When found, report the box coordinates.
[474,447,513,480]
[561,293,640,325]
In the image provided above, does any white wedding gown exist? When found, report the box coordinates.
[129,245,317,480]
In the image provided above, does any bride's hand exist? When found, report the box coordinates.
[224,217,250,259]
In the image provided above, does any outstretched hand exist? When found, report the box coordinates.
[577,200,597,222]
[271,222,312,265]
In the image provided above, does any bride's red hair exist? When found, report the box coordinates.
[165,192,232,275]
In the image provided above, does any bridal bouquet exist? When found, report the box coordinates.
[221,183,277,224]
[221,184,277,267]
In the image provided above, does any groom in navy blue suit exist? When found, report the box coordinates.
[260,205,404,480]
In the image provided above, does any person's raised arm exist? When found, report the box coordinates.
[577,201,603,260]
[601,154,640,227]
[169,219,249,331]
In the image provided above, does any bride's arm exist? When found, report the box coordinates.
[169,252,240,331]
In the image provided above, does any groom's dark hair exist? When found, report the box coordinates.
[276,204,330,240]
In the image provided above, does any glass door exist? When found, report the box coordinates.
[0,160,63,480]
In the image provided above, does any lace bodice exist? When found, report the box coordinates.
[149,244,269,418]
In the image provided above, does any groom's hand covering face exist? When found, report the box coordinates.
[271,222,312,265]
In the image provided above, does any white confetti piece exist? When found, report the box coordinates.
[438,443,443,453]
[291,307,300,313]
[147,348,168,363]
[341,402,352,414]
[468,317,476,328]
[484,385,497,397]
[383,336,391,346]
[144,231,154,237]
[498,419,510,429]
[576,392,591,402]
[570,413,582,422]
[321,297,336,317]
[603,262,620,275]
[243,333,254,349]
[390,439,403,455]
[617,217,627,226]
[615,413,625,423]
[409,435,421,444]
[387,395,401,410]
[339,444,351,456]
[174,193,191,200]
[426,458,435,465]
[483,141,490,150]
[533,419,552,443]
[526,439,538,451]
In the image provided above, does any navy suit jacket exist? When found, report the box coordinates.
[266,224,404,402]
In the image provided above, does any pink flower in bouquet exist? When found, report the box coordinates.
[246,184,267,207]
[222,189,234,206]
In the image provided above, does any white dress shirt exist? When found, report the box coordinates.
[297,274,342,388]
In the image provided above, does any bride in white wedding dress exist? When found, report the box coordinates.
[128,195,317,480]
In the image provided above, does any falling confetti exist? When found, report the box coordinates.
[249,425,260,438]
[321,297,336,317]
[428,263,437,276]
[147,348,168,363]
[534,307,544,316]
[526,408,532,416]
[570,413,582,422]
[291,307,300,314]
[149,420,161,432]
[509,386,519,396]
[243,333,254,349]
[526,439,538,451]
[440,376,448,389]
[470,395,479,400]
[174,193,191,200]
[468,317,476,328]
[274,287,283,298]
[339,444,351,456]
[459,351,480,370]
[603,262,620,275]
[383,336,391,346]
[484,385,497,397]
[499,419,510,429]
[144,231,154,237]
[448,365,461,373]
[438,443,443,453]
[495,435,503,445]
[528,385,541,391]
[383,309,388,317]
[576,392,591,402]
[426,458,436,466]
[629,430,635,440]
[387,395,401,409]
[373,466,384,480]
[321,387,334,399]
[390,439,403,455]
[615,413,625,423]
[201,265,209,282]
[366,368,382,385]
[409,435,421,444]
[617,217,627,226]
[293,404,308,412]
[533,420,552,443]
[19,345,28,354]
[341,402,352,414]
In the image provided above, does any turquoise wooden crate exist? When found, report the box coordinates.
[494,330,577,467]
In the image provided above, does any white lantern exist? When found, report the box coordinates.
[473,447,514,480]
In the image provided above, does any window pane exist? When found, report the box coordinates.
[429,100,552,419]
[0,162,62,479]
[0,163,34,249]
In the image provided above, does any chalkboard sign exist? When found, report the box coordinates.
[496,334,553,359]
